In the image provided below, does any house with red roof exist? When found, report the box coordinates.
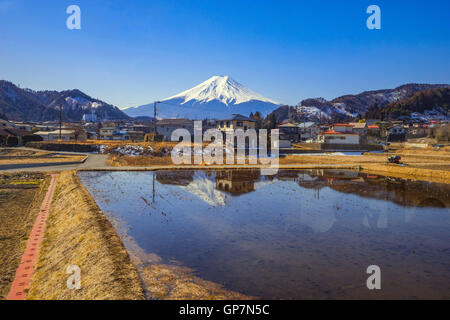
[318,130,360,145]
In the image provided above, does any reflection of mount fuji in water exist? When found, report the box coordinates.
[155,169,450,209]
[156,170,264,206]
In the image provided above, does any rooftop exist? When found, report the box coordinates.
[219,114,255,122]
[349,122,368,129]
[278,123,298,128]
[320,131,359,135]
[157,119,193,126]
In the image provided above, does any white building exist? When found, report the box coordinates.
[35,129,76,141]
[318,130,360,145]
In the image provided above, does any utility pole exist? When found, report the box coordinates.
[59,105,62,141]
[153,101,160,135]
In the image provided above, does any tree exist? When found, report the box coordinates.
[251,111,264,130]
[72,125,86,141]
[263,113,277,130]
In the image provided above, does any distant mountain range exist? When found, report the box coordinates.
[1,78,448,123]
[124,76,281,119]
[296,83,449,121]
[366,86,450,120]
[0,80,129,122]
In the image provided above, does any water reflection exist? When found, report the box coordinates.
[79,170,450,299]
[156,169,450,209]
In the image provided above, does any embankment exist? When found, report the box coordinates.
[27,171,145,300]
[361,164,450,184]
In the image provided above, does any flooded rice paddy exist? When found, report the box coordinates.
[78,170,450,299]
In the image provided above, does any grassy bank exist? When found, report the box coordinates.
[27,171,145,300]
[361,164,450,184]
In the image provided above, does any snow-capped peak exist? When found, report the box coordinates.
[164,75,280,106]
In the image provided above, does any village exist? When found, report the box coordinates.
[1,113,448,150]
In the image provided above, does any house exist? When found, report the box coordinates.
[217,114,256,133]
[277,123,300,142]
[130,124,152,134]
[35,129,79,141]
[118,129,145,141]
[99,123,121,140]
[349,122,368,136]
[0,119,17,130]
[156,119,194,141]
[332,124,354,133]
[368,125,380,136]
[11,122,33,132]
[272,129,292,148]
[318,130,360,145]
[387,126,406,142]
[298,122,320,142]
[366,119,381,126]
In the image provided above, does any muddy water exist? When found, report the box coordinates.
[78,170,450,299]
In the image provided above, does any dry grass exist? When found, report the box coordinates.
[361,164,450,185]
[280,151,450,184]
[27,171,145,300]
[107,155,175,167]
[0,149,51,157]
[0,155,85,165]
[0,173,46,299]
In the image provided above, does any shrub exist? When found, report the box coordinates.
[6,135,19,147]
[144,134,165,142]
[22,134,43,144]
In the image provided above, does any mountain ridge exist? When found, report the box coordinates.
[0,80,129,122]
[299,83,449,117]
[365,87,450,119]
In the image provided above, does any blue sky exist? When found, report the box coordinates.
[0,0,449,108]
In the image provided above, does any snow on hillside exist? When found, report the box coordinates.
[65,96,104,110]
[124,76,281,119]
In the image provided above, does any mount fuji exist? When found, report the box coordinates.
[124,76,281,119]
